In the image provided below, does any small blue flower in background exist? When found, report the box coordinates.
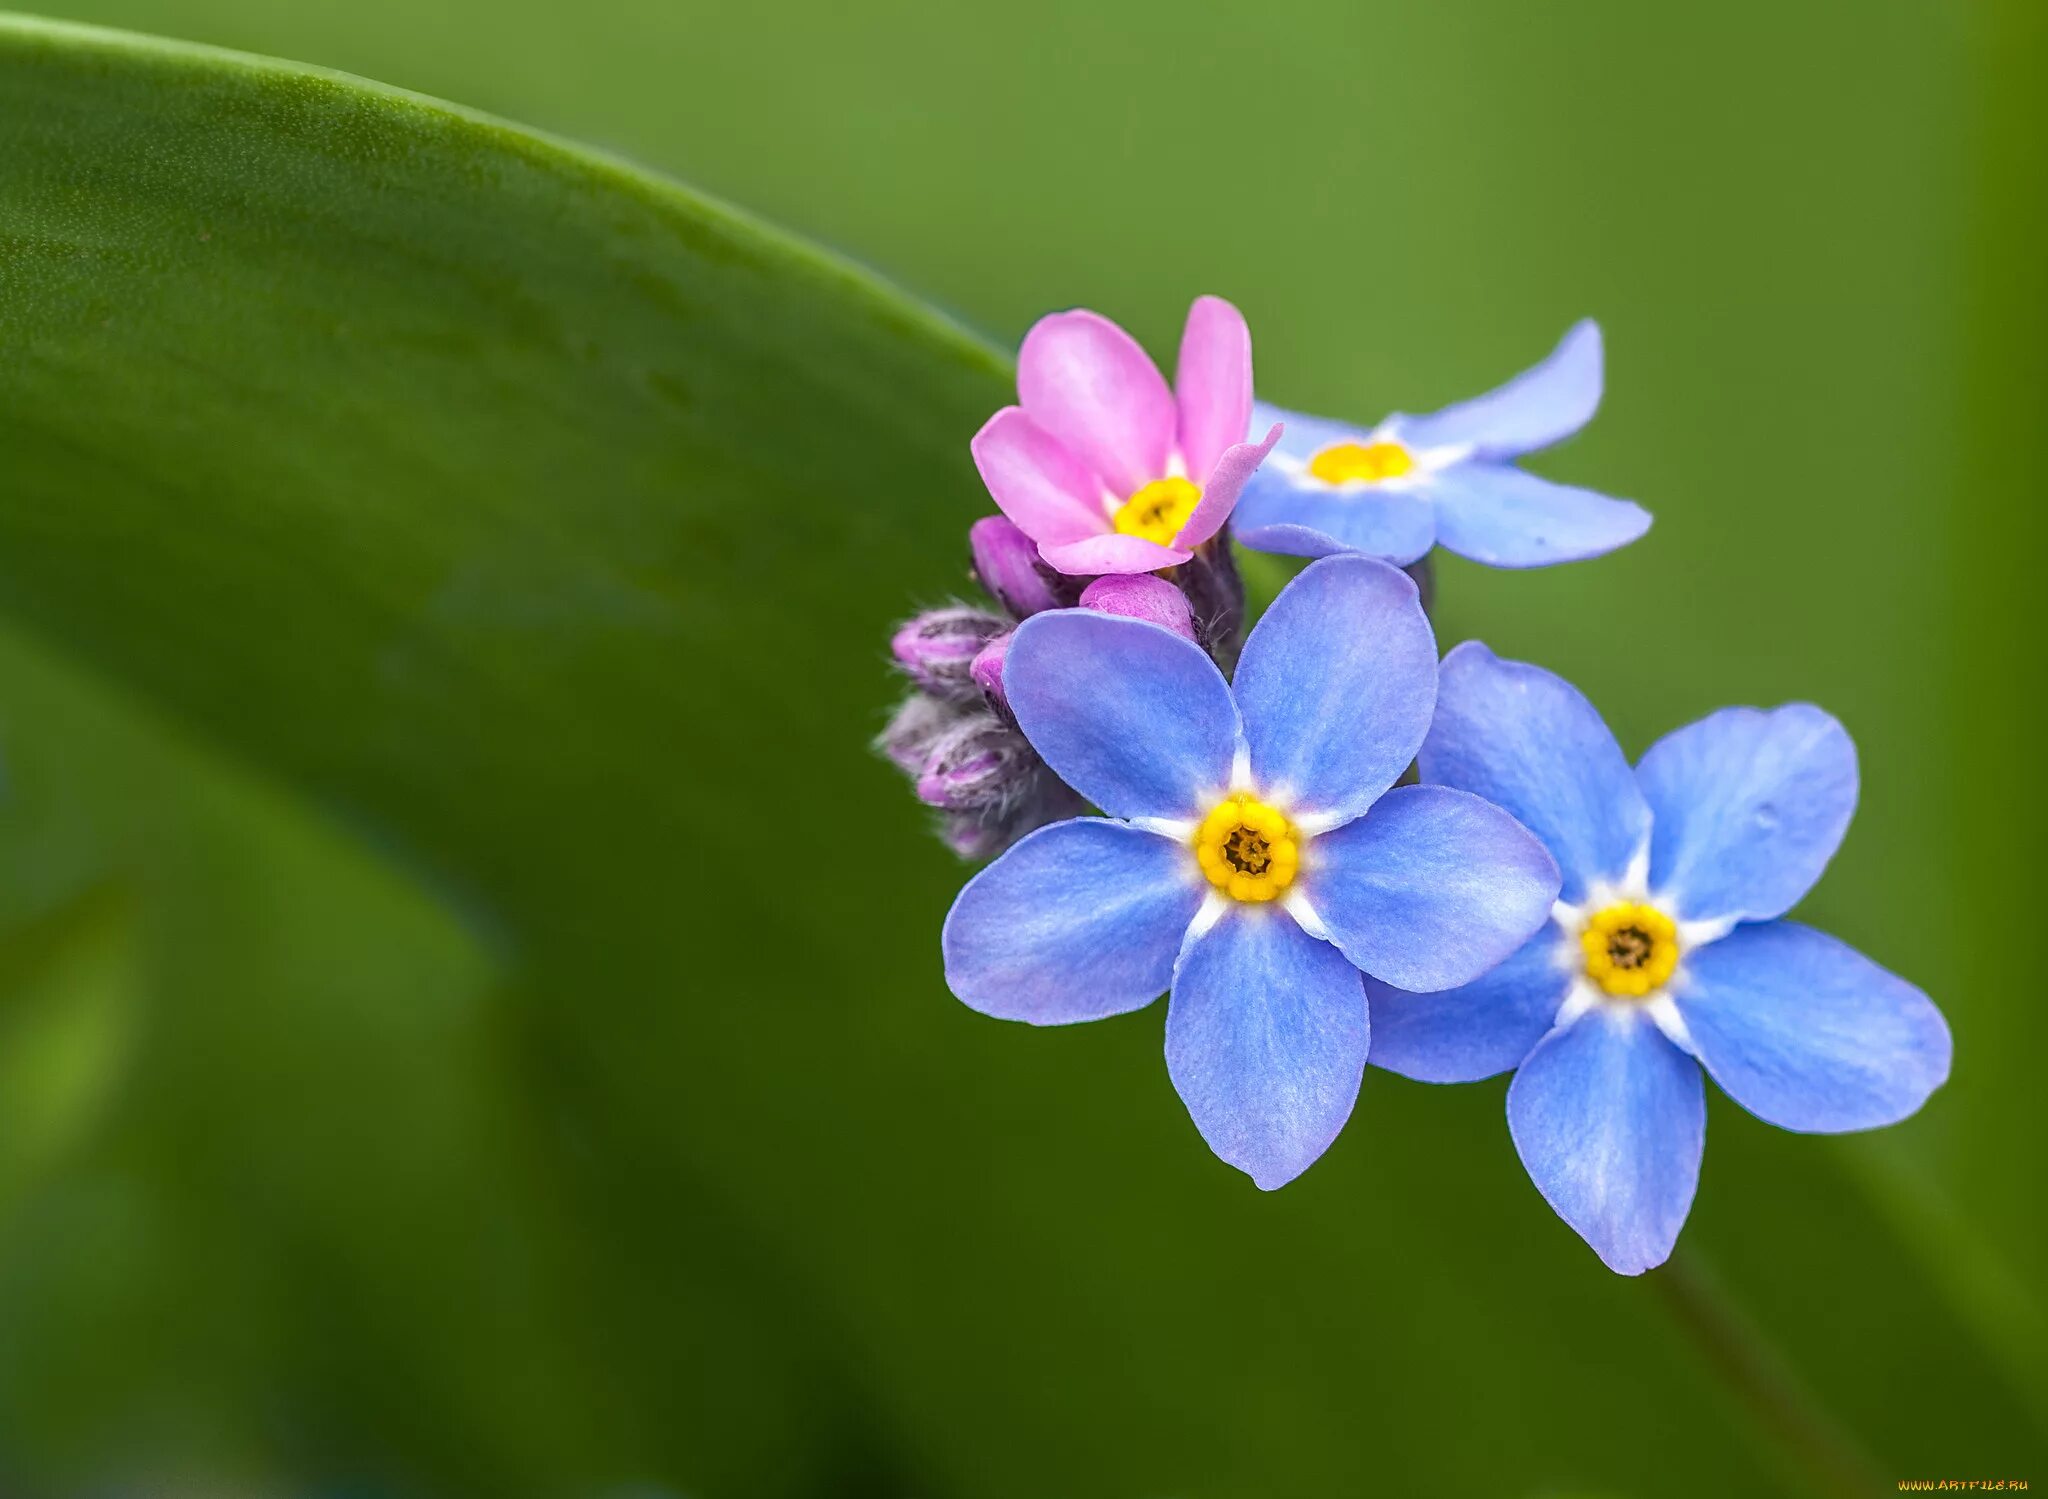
[942,557,1560,1190]
[1233,321,1652,568]
[1368,643,1951,1273]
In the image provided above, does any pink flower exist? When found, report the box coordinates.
[971,297,1283,576]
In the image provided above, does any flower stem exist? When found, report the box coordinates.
[1651,1248,1882,1499]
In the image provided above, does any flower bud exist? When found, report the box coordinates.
[891,605,1006,701]
[969,515,1062,618]
[914,714,1029,811]
[969,630,1012,712]
[876,691,964,774]
[1080,574,1197,641]
[938,758,1088,859]
[942,817,1008,861]
[1176,541,1247,672]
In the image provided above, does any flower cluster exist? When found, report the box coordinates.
[879,296,1950,1274]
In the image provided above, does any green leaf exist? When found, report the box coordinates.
[0,14,2038,1497]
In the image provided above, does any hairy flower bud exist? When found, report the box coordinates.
[908,708,1085,858]
[969,515,1063,619]
[876,691,965,774]
[969,630,1012,713]
[891,605,1006,701]
[1177,541,1247,672]
[1079,574,1196,640]
[913,714,1029,811]
[938,766,1083,860]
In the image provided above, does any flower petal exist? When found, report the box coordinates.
[1018,309,1175,498]
[1231,555,1437,823]
[1637,704,1857,926]
[1420,642,1650,902]
[1366,927,1572,1082]
[1238,398,1437,562]
[1429,462,1651,568]
[1232,473,1436,565]
[1397,319,1604,461]
[970,407,1109,546]
[1038,533,1189,576]
[1174,424,1281,549]
[1005,609,1240,821]
[1507,1008,1704,1275]
[943,819,1201,1024]
[1304,785,1560,992]
[1229,521,1352,561]
[1175,294,1253,481]
[1166,907,1368,1190]
[1676,921,1950,1133]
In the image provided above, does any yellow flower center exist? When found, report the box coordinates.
[1112,477,1203,546]
[1308,439,1415,485]
[1195,794,1300,903]
[1580,902,1680,998]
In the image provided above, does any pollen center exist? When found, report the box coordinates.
[1308,439,1414,485]
[1113,477,1203,546]
[1580,902,1680,998]
[1195,794,1299,903]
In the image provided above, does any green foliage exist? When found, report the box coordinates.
[0,7,2041,1498]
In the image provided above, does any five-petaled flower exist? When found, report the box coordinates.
[1232,321,1651,568]
[942,557,1561,1189]
[971,296,1283,576]
[1366,644,1952,1272]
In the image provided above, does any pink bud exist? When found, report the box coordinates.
[1079,574,1197,641]
[890,605,1005,699]
[970,515,1061,618]
[914,717,1023,810]
[969,630,1012,710]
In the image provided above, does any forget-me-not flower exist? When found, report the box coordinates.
[942,557,1560,1189]
[971,296,1282,576]
[1367,644,1951,1272]
[1233,321,1650,568]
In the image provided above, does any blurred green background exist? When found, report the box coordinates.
[0,0,2042,1495]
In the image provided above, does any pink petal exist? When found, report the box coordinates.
[1175,423,1282,549]
[1017,310,1175,499]
[970,407,1109,546]
[1039,533,1190,577]
[1175,295,1254,481]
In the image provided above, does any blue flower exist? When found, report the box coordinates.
[941,557,1561,1189]
[1232,321,1651,568]
[1369,643,1951,1273]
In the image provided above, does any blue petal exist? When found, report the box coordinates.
[1507,1009,1705,1275]
[1005,609,1242,821]
[1676,921,1950,1133]
[1366,926,1572,1083]
[1420,642,1650,902]
[1163,909,1368,1187]
[1396,320,1604,461]
[1230,520,1355,561]
[1306,785,1559,992]
[1637,704,1857,926]
[1233,478,1437,565]
[1231,555,1437,823]
[943,819,1202,1024]
[1235,401,1436,563]
[1429,462,1651,568]
[1166,906,1369,1189]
